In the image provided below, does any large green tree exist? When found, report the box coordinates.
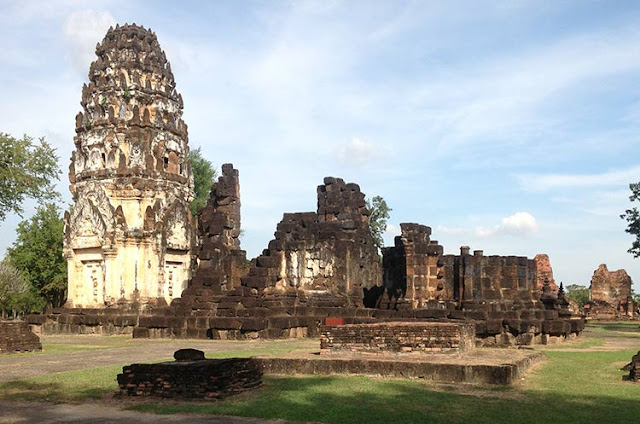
[188,147,217,216]
[367,195,392,250]
[621,182,640,258]
[0,133,60,221]
[7,203,67,309]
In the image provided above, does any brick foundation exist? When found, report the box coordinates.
[0,321,42,354]
[320,321,475,354]
[117,357,262,399]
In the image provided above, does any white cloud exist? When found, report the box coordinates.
[517,165,640,192]
[62,10,115,72]
[476,212,539,237]
[436,225,469,235]
[337,137,386,166]
[383,223,400,246]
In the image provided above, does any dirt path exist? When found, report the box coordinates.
[0,399,282,424]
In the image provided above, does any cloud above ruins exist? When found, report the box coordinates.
[337,137,387,166]
[475,212,539,238]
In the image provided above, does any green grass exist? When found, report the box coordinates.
[587,322,640,336]
[1,334,638,423]
[40,335,143,354]
[129,349,640,424]
[0,364,123,402]
[0,338,315,403]
[205,338,316,359]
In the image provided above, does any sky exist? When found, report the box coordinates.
[1,0,639,292]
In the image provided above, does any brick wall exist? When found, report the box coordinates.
[320,321,475,354]
[117,357,262,399]
[0,321,42,353]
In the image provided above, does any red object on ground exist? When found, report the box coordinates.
[324,317,345,326]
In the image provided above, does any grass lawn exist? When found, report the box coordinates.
[0,323,638,424]
[587,322,640,337]
[127,349,639,424]
[0,364,123,402]
[40,335,143,354]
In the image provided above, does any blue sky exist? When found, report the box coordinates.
[1,0,639,291]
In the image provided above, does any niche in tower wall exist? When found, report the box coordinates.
[84,260,105,304]
[164,249,189,300]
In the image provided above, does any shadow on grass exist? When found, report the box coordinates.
[0,379,110,402]
[127,374,640,424]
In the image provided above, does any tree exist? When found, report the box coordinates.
[565,284,590,309]
[188,147,217,216]
[621,182,640,258]
[0,133,60,221]
[0,259,29,317]
[367,195,392,250]
[7,203,67,309]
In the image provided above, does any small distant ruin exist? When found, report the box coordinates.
[534,254,558,291]
[0,321,42,354]
[584,264,637,320]
[26,23,585,347]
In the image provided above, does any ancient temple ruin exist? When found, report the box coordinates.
[27,23,585,346]
[584,264,637,319]
[63,24,195,308]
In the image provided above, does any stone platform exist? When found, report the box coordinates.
[256,348,544,385]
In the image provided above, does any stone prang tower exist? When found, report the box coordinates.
[63,24,195,308]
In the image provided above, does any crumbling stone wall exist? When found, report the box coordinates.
[587,264,636,319]
[383,231,537,307]
[64,23,195,308]
[320,321,475,354]
[190,164,247,293]
[0,321,42,353]
[380,224,445,309]
[439,250,537,303]
[243,177,381,306]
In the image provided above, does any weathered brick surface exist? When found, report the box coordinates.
[0,321,42,353]
[630,351,640,382]
[190,164,248,293]
[586,264,638,319]
[320,321,475,354]
[379,224,445,309]
[117,357,262,399]
[239,177,380,305]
